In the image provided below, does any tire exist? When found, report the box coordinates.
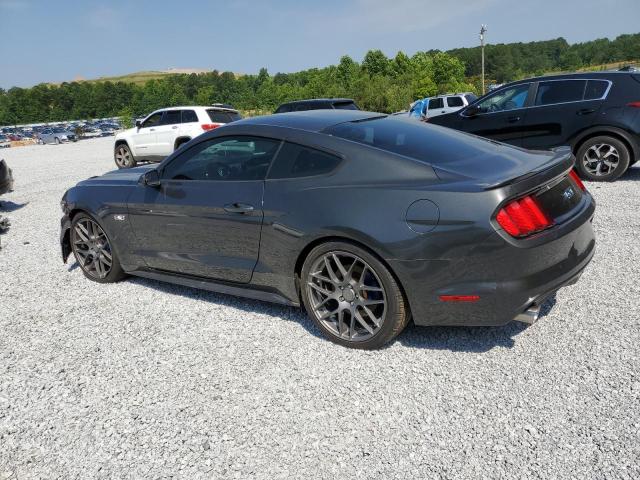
[114,143,136,169]
[575,136,630,182]
[300,241,409,349]
[70,213,126,284]
[54,137,60,145]
[174,138,191,151]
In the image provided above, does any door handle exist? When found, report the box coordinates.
[577,108,595,115]
[172,126,178,129]
[506,116,521,123]
[224,203,254,214]
[150,128,155,131]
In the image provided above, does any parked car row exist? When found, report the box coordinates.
[0,118,123,147]
[409,92,478,120]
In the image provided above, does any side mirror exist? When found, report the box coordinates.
[135,120,142,128]
[465,105,481,117]
[143,170,161,187]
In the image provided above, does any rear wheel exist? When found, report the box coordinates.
[71,213,126,283]
[575,136,630,182]
[54,137,60,145]
[300,241,409,349]
[114,143,136,169]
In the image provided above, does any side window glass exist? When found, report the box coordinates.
[162,136,281,181]
[446,96,464,107]
[535,80,586,106]
[161,110,182,125]
[476,84,530,113]
[584,80,609,100]
[142,112,163,128]
[428,98,444,109]
[181,110,198,123]
[268,142,342,179]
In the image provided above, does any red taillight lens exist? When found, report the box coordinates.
[496,195,553,238]
[569,169,586,191]
[627,101,640,108]
[439,295,480,302]
[201,123,220,131]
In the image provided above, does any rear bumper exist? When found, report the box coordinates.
[391,195,596,327]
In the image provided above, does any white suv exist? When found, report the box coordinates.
[113,105,242,168]
[410,92,478,120]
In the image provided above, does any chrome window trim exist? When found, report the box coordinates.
[459,79,613,118]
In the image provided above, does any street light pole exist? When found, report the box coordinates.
[480,24,487,95]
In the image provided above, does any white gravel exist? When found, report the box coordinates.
[0,138,639,479]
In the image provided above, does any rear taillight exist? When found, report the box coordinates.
[496,195,553,238]
[627,101,640,108]
[569,169,586,191]
[201,123,221,131]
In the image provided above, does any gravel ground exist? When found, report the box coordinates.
[0,138,639,479]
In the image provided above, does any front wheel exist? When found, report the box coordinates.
[114,143,136,169]
[575,136,630,182]
[54,137,60,145]
[71,213,126,283]
[300,241,409,349]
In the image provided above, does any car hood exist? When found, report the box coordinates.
[77,165,155,187]
[115,127,137,139]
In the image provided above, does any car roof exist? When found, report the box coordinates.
[504,71,633,85]
[280,98,356,106]
[237,110,384,132]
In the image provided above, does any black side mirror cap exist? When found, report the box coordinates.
[135,120,142,128]
[465,105,480,117]
[143,170,161,187]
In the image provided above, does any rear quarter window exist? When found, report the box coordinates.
[268,142,341,179]
[535,80,586,105]
[446,96,464,107]
[584,80,610,100]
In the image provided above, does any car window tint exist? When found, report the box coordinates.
[181,110,198,123]
[584,80,609,100]
[207,110,230,123]
[476,84,530,113]
[161,110,182,125]
[464,94,478,103]
[333,101,358,110]
[275,105,291,113]
[268,142,341,179]
[535,80,586,106]
[142,112,163,128]
[227,112,242,122]
[428,98,444,109]
[446,96,464,107]
[325,116,499,166]
[162,136,281,181]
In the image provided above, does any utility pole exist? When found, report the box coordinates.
[480,24,487,94]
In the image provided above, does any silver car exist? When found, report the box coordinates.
[37,128,77,145]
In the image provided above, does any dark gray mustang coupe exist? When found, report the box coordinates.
[60,110,595,349]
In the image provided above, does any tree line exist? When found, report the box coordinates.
[0,33,638,126]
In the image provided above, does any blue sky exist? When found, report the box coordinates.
[1,0,638,89]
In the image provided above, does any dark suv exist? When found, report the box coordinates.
[429,72,640,181]
[274,98,359,114]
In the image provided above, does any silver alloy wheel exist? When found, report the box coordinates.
[583,143,620,177]
[71,218,113,279]
[306,251,387,342]
[114,146,131,168]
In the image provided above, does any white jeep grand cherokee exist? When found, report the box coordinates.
[113,105,242,168]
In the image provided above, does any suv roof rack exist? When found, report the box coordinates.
[211,103,237,110]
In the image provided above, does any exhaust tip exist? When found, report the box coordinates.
[514,305,541,325]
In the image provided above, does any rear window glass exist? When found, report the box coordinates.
[333,101,359,110]
[535,80,586,105]
[181,110,198,123]
[207,110,231,123]
[325,116,497,166]
[446,96,464,107]
[268,142,341,179]
[584,80,609,100]
[162,110,182,125]
[227,112,242,122]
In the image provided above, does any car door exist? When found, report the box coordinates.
[132,111,163,158]
[127,135,281,283]
[521,79,608,150]
[455,83,533,146]
[154,110,182,156]
[426,97,446,118]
